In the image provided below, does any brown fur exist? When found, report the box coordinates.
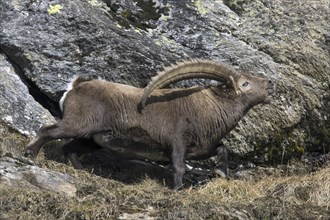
[24,60,275,189]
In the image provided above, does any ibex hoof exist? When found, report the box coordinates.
[215,164,228,178]
[215,169,227,178]
[173,183,184,190]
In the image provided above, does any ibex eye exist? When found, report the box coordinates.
[242,81,249,87]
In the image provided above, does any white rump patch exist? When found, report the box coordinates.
[59,75,80,112]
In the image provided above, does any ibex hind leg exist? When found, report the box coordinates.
[24,121,85,158]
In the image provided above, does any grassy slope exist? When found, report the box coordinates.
[0,155,329,219]
[0,124,329,219]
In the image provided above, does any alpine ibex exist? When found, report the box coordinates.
[24,59,275,189]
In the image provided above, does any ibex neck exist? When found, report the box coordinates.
[239,93,264,112]
[202,91,247,138]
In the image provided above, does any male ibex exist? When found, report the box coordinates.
[24,60,275,189]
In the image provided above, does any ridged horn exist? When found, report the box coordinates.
[140,59,241,109]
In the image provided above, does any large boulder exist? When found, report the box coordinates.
[0,53,55,137]
[0,0,329,163]
[0,155,76,196]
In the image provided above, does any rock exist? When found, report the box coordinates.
[0,155,76,196]
[0,0,329,163]
[0,53,55,137]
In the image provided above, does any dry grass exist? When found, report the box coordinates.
[1,154,330,219]
[197,167,330,207]
[0,123,329,219]
[0,123,28,157]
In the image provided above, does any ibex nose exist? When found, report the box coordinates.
[268,80,274,87]
[266,80,276,94]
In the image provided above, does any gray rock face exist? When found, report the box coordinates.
[0,155,76,196]
[0,53,55,137]
[0,0,329,162]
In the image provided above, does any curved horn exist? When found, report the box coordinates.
[140,59,241,109]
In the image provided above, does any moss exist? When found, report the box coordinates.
[47,4,63,15]
[294,144,305,154]
[320,126,330,146]
[192,0,209,15]
[111,0,170,30]
[223,0,249,15]
[159,14,170,22]
[246,123,329,166]
[154,35,180,50]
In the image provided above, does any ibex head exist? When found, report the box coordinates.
[140,59,275,109]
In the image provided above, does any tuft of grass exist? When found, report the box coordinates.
[0,123,28,156]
